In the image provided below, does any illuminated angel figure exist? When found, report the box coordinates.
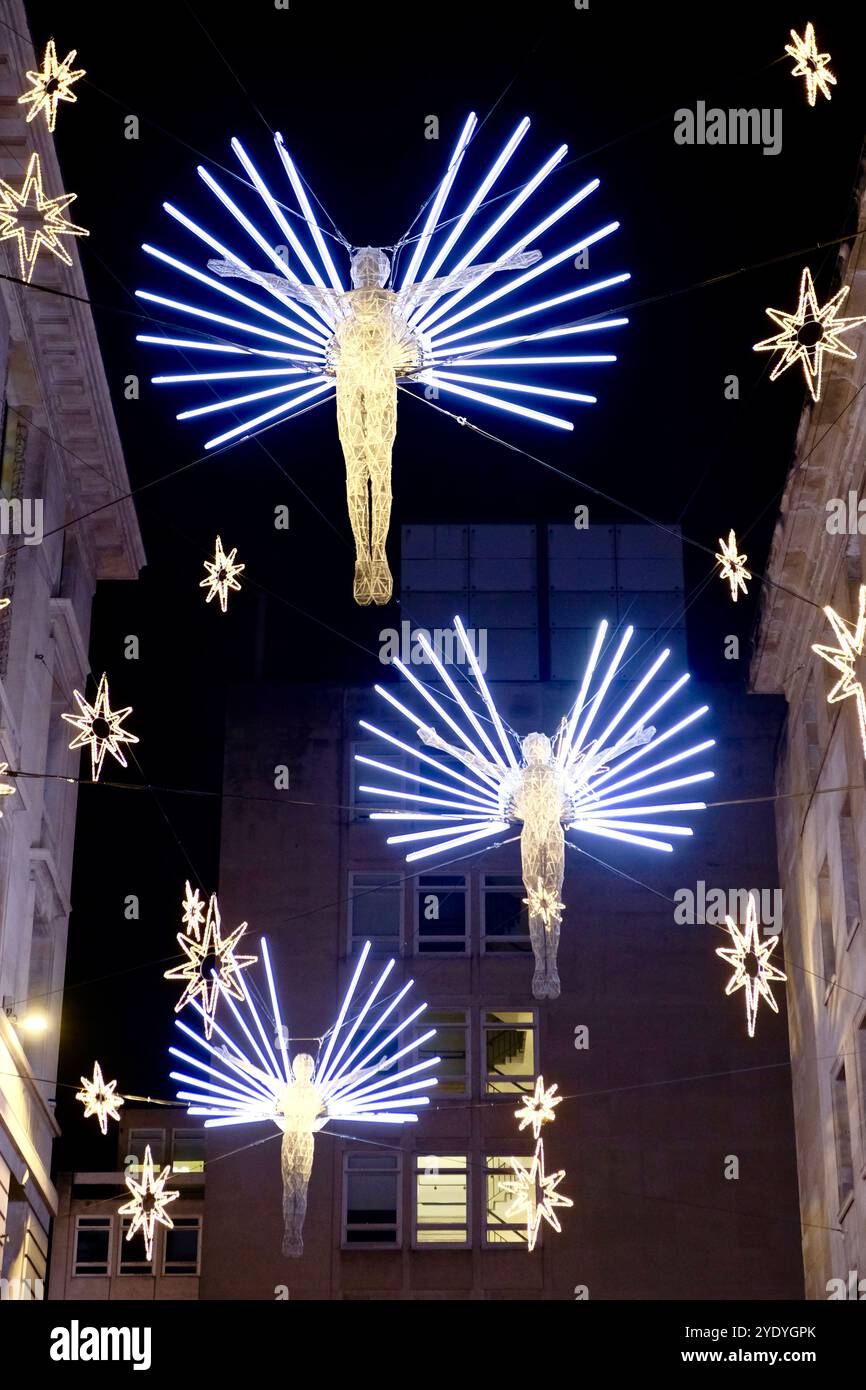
[169,939,439,1257]
[137,115,629,604]
[357,617,714,999]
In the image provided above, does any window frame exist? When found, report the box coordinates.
[482,1007,538,1095]
[351,738,408,821]
[118,1217,155,1276]
[72,1215,112,1278]
[125,1128,167,1171]
[482,1152,534,1249]
[347,871,405,956]
[416,1007,470,1098]
[830,1058,855,1217]
[481,874,532,956]
[341,1151,403,1250]
[161,1216,202,1277]
[412,1153,470,1250]
[171,1127,206,1174]
[414,872,469,956]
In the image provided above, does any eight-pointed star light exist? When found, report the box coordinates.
[117,1144,179,1261]
[164,893,257,1039]
[753,267,866,403]
[76,1060,124,1135]
[0,152,88,284]
[812,583,866,758]
[500,1138,573,1253]
[17,38,85,132]
[61,673,139,782]
[716,893,787,1038]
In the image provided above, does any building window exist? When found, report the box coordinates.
[126,1129,166,1171]
[415,874,467,953]
[414,1155,469,1246]
[348,873,403,954]
[119,1219,154,1275]
[857,1015,866,1160]
[352,739,406,818]
[343,1153,401,1247]
[172,1129,205,1173]
[482,875,531,954]
[483,1010,536,1093]
[163,1218,202,1275]
[802,675,821,777]
[831,1062,854,1212]
[839,799,861,940]
[73,1217,111,1276]
[484,1154,531,1246]
[817,859,836,990]
[418,1009,468,1096]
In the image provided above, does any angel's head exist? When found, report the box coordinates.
[350,246,390,288]
[291,1052,316,1083]
[521,731,552,766]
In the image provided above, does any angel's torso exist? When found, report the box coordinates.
[506,762,571,829]
[331,288,421,377]
[277,1079,325,1136]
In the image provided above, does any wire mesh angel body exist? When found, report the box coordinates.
[277,1053,327,1257]
[209,246,538,604]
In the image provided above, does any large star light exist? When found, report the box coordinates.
[514,1075,562,1139]
[812,583,866,757]
[716,894,787,1038]
[118,1144,179,1261]
[753,267,866,403]
[501,1138,573,1252]
[200,535,244,612]
[75,1060,124,1135]
[715,529,751,602]
[0,153,88,284]
[165,893,257,1039]
[17,38,85,132]
[61,673,139,781]
[785,23,836,106]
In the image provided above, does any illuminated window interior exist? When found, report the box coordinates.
[415,1155,468,1245]
[485,1154,531,1246]
[484,1010,536,1093]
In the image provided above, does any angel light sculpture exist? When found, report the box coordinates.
[357,618,714,999]
[136,114,629,604]
[169,939,439,1257]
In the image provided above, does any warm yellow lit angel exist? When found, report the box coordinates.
[207,246,538,604]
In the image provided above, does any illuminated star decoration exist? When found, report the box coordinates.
[0,153,88,284]
[812,583,866,757]
[117,1144,179,1261]
[523,877,565,926]
[785,23,836,106]
[17,38,86,132]
[200,535,245,612]
[164,892,257,1039]
[715,529,751,602]
[515,1075,563,1140]
[61,673,139,782]
[75,1060,124,1135]
[753,266,866,403]
[0,598,9,610]
[181,880,207,938]
[716,893,787,1038]
[0,762,15,816]
[501,1138,573,1252]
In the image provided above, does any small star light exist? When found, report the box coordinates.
[61,673,139,782]
[753,267,866,403]
[75,1060,124,1135]
[501,1138,573,1253]
[200,536,245,613]
[716,894,787,1038]
[0,598,10,610]
[785,23,836,106]
[715,529,751,602]
[118,1144,179,1261]
[0,153,88,284]
[0,762,15,815]
[812,583,866,757]
[515,1075,563,1140]
[17,39,86,132]
[181,880,207,939]
[164,893,257,1039]
[522,877,565,927]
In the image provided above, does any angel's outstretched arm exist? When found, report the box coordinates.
[401,249,541,310]
[207,257,342,315]
[417,724,502,781]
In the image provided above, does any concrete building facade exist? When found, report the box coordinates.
[0,3,144,1300]
[751,164,866,1299]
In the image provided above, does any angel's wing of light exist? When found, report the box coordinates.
[135,133,344,451]
[358,617,714,860]
[168,939,440,1128]
[397,113,630,430]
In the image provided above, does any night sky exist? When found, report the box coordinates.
[26,0,864,1171]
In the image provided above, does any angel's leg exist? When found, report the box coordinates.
[521,822,565,999]
[364,376,397,605]
[281,1130,315,1258]
[336,375,372,604]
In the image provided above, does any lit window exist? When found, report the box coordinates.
[343,1153,401,1247]
[418,1009,468,1096]
[839,798,862,939]
[482,875,531,954]
[484,1009,536,1093]
[484,1154,531,1246]
[163,1218,201,1275]
[349,873,403,954]
[126,1128,166,1172]
[831,1063,854,1212]
[73,1216,111,1276]
[414,1156,468,1246]
[416,874,467,954]
[172,1129,205,1173]
[119,1219,154,1275]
